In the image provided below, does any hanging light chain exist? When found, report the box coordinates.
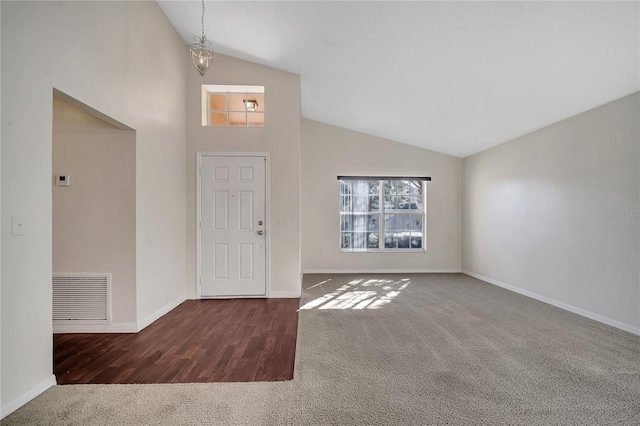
[201,0,206,42]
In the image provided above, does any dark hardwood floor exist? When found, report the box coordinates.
[54,298,300,384]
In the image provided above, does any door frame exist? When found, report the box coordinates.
[196,151,270,299]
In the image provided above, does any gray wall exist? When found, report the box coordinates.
[462,93,639,333]
[53,98,136,329]
[302,119,462,272]
[186,54,302,298]
[1,1,187,412]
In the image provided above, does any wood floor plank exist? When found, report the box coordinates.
[54,298,299,384]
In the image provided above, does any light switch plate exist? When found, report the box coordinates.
[12,216,25,236]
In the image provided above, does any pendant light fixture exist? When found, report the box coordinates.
[190,0,215,77]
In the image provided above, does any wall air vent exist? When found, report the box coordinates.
[53,273,112,323]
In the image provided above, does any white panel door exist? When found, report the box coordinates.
[200,155,266,297]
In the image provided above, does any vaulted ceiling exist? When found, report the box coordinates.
[158,1,639,158]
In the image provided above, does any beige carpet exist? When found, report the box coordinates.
[4,273,640,425]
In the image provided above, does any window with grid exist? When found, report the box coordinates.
[339,177,429,251]
[202,85,264,127]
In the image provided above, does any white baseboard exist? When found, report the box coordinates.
[137,294,186,332]
[303,269,462,274]
[462,270,640,337]
[195,291,302,299]
[269,291,301,298]
[53,295,187,334]
[1,374,56,420]
[53,322,138,334]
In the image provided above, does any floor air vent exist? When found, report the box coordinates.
[53,273,112,322]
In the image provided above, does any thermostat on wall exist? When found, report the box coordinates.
[56,174,71,186]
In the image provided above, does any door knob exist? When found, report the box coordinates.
[257,230,264,235]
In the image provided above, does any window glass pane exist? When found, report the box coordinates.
[383,180,395,195]
[368,215,379,231]
[410,197,420,210]
[396,215,411,231]
[349,232,368,249]
[368,232,379,249]
[383,181,423,211]
[229,112,247,127]
[229,94,246,111]
[369,180,380,195]
[210,112,228,126]
[410,235,422,249]
[352,180,369,195]
[340,181,351,195]
[404,196,419,211]
[346,181,370,212]
[340,195,351,212]
[411,215,423,231]
[406,180,421,195]
[398,196,413,210]
[384,233,397,249]
[369,196,379,211]
[397,233,411,248]
[247,113,264,127]
[385,214,397,231]
[415,196,423,211]
[340,215,352,231]
[341,232,350,249]
[352,215,368,232]
[352,196,369,212]
[384,196,395,212]
[209,94,227,111]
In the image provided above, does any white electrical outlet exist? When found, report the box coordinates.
[277,218,290,226]
[12,216,25,236]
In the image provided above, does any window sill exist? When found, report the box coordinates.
[339,248,427,253]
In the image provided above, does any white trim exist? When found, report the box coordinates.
[203,84,265,94]
[137,294,186,332]
[53,322,137,334]
[339,248,427,253]
[196,152,202,299]
[264,155,272,298]
[202,295,266,299]
[196,152,270,300]
[269,291,301,298]
[303,269,462,274]
[201,86,265,126]
[462,270,640,337]
[1,375,56,419]
[201,85,208,126]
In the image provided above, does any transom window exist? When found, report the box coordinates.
[201,85,264,127]
[339,177,429,252]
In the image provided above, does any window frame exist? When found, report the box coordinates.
[201,85,265,128]
[338,177,429,253]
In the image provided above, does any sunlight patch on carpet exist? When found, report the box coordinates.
[300,278,409,310]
